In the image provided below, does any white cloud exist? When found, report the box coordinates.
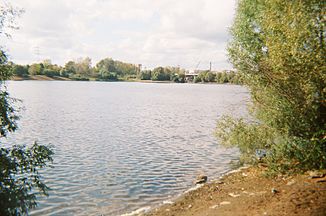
[2,0,236,70]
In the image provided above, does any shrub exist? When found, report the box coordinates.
[216,0,325,173]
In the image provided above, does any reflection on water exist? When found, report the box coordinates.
[6,81,249,215]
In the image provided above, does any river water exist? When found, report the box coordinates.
[5,81,249,215]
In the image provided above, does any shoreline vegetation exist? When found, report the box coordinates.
[10,74,241,85]
[9,58,242,84]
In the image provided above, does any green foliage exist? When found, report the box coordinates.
[1,6,54,214]
[28,63,43,75]
[171,73,185,83]
[216,116,277,163]
[193,70,242,84]
[100,71,118,81]
[11,65,28,77]
[151,67,170,81]
[138,70,151,80]
[69,74,89,81]
[0,51,12,80]
[43,69,60,77]
[0,143,54,215]
[217,0,326,173]
[0,90,19,136]
[64,61,77,74]
[267,133,326,174]
[95,58,137,78]
[193,76,201,83]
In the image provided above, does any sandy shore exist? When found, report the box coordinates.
[142,166,326,216]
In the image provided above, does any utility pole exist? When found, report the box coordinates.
[209,61,212,71]
[33,46,41,62]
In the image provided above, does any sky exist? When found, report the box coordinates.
[2,0,237,70]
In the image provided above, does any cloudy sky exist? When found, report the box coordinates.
[2,0,236,70]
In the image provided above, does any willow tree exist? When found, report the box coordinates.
[0,3,54,215]
[216,0,325,172]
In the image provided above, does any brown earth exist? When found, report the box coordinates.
[145,166,326,216]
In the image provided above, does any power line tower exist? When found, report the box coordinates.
[33,46,41,62]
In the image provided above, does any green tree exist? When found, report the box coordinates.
[11,64,28,77]
[0,4,54,215]
[151,67,170,81]
[216,0,326,173]
[138,70,151,80]
[64,60,77,74]
[204,71,216,82]
[28,63,43,75]
[75,57,92,76]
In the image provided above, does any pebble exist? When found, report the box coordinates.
[210,205,219,209]
[195,175,208,184]
[212,180,224,184]
[308,171,325,179]
[220,201,231,205]
[286,180,296,186]
[228,192,241,198]
[271,188,278,194]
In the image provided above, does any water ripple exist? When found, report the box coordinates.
[6,81,249,215]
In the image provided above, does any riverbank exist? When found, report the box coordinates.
[10,75,235,85]
[143,166,326,216]
[11,75,71,81]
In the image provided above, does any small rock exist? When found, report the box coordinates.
[271,188,278,194]
[163,200,174,205]
[255,149,267,160]
[308,171,325,179]
[210,205,219,209]
[220,201,231,205]
[212,180,224,184]
[243,191,255,196]
[228,192,241,198]
[242,173,248,177]
[195,175,208,184]
[188,204,192,209]
[286,180,295,186]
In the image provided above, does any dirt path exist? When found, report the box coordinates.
[145,167,326,216]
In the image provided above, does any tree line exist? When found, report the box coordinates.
[10,58,242,84]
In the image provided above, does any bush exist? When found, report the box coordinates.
[267,133,326,174]
[101,72,118,81]
[11,65,28,77]
[204,72,216,82]
[69,74,89,81]
[216,0,325,173]
[193,76,201,83]
[138,70,151,80]
[43,69,60,77]
[215,116,277,164]
[151,67,170,81]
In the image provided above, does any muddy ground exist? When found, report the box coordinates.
[145,166,326,216]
